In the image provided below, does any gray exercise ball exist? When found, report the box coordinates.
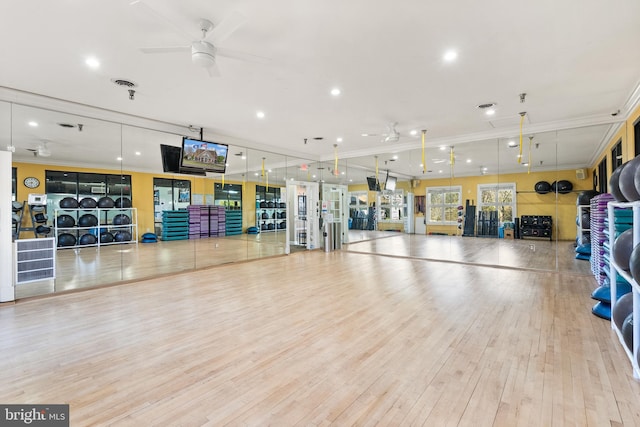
[613,292,634,330]
[610,163,628,202]
[620,155,640,201]
[612,228,635,271]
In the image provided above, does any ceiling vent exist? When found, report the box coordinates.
[111,78,138,88]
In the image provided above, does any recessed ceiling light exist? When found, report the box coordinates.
[410,130,417,136]
[117,156,123,161]
[28,121,38,127]
[268,169,272,173]
[85,57,100,69]
[242,155,246,160]
[466,159,472,163]
[312,174,317,178]
[439,146,446,151]
[392,155,398,160]
[361,133,369,137]
[341,171,345,175]
[254,172,259,176]
[419,163,424,168]
[482,167,488,171]
[135,151,141,156]
[256,111,265,119]
[522,163,529,167]
[485,109,496,116]
[336,137,343,143]
[330,88,341,96]
[443,50,458,62]
[438,170,443,174]
[508,140,517,147]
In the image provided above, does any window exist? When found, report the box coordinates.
[598,157,608,194]
[635,118,640,157]
[612,139,623,171]
[477,183,516,223]
[426,186,462,225]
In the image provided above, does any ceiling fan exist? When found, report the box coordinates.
[138,7,265,77]
[26,141,51,157]
[363,122,415,143]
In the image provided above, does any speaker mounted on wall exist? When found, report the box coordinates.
[576,168,587,180]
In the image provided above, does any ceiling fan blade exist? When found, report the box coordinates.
[216,47,270,64]
[209,11,247,44]
[131,0,199,41]
[140,46,190,54]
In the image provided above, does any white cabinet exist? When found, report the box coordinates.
[607,201,640,378]
[54,208,138,249]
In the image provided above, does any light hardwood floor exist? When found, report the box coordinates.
[1,250,638,426]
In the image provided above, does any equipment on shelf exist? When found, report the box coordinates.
[462,199,476,237]
[520,215,552,241]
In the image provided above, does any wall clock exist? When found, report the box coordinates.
[23,177,40,189]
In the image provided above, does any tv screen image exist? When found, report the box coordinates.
[180,138,229,173]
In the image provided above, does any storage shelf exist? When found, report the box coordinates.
[54,208,138,249]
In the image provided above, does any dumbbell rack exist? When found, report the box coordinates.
[607,201,640,379]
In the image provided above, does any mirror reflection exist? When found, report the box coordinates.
[7,101,608,299]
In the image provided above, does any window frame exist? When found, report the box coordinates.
[477,183,517,225]
[426,186,462,225]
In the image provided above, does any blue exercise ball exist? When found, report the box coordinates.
[612,228,634,271]
[610,163,628,202]
[620,155,640,201]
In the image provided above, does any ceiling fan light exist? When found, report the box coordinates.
[192,42,216,68]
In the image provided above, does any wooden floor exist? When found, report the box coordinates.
[2,250,639,426]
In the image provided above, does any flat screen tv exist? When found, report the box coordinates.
[385,174,397,191]
[180,137,228,174]
[160,144,206,176]
[366,176,380,191]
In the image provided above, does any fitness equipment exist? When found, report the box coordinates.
[554,180,573,194]
[35,225,51,235]
[78,214,98,227]
[78,233,97,245]
[55,214,75,228]
[576,190,600,206]
[79,197,97,209]
[629,243,640,281]
[57,233,77,247]
[247,226,259,234]
[620,155,640,201]
[112,214,131,225]
[97,196,115,208]
[612,292,634,330]
[612,228,634,270]
[113,230,132,242]
[115,197,132,208]
[59,197,79,209]
[99,231,114,243]
[534,181,551,194]
[591,302,611,320]
[610,163,628,202]
[141,232,158,243]
[462,199,476,236]
[621,313,634,350]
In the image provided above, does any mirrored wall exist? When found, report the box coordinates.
[5,100,607,299]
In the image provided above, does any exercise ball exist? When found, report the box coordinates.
[534,181,552,194]
[629,244,640,281]
[610,163,628,202]
[113,230,132,242]
[97,196,115,208]
[79,197,97,209]
[78,233,97,245]
[576,190,600,205]
[57,233,77,247]
[621,313,634,351]
[613,292,634,330]
[115,197,132,208]
[612,228,634,271]
[35,225,51,235]
[99,231,114,243]
[556,180,573,194]
[55,214,75,228]
[620,155,640,201]
[59,197,79,209]
[78,214,98,227]
[112,214,131,225]
[581,212,590,227]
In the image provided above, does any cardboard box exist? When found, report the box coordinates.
[504,229,514,239]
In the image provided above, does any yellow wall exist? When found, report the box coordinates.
[349,169,592,240]
[12,162,266,237]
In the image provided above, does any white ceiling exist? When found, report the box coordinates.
[1,0,640,184]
